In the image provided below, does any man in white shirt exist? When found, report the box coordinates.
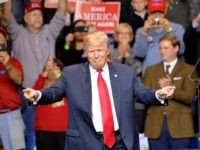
[23,31,175,150]
[143,34,197,149]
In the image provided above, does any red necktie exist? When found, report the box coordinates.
[97,69,115,148]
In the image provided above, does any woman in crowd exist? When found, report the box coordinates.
[110,23,142,76]
[33,58,68,150]
[56,19,88,66]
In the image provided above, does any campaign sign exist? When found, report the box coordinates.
[0,0,7,4]
[44,0,86,8]
[74,2,121,33]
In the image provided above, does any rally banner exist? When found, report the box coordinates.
[44,0,86,8]
[0,0,7,4]
[74,1,121,33]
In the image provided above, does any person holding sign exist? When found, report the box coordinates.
[1,0,67,149]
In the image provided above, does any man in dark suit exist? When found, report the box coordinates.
[143,34,197,149]
[23,31,175,150]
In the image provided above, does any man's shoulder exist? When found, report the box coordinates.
[178,60,195,69]
[127,12,143,23]
[170,22,185,30]
[145,63,162,72]
[110,62,133,73]
[148,62,161,68]
[110,62,130,68]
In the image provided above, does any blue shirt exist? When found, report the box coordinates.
[133,22,185,75]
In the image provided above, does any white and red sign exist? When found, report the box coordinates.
[44,0,86,8]
[0,0,7,4]
[74,2,121,33]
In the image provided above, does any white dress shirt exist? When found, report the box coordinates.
[90,63,119,132]
[163,58,178,74]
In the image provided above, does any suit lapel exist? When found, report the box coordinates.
[108,63,121,123]
[80,63,92,115]
[80,63,100,132]
[155,62,165,78]
[171,60,182,76]
[159,62,165,75]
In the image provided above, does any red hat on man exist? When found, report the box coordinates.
[147,0,166,13]
[24,2,42,14]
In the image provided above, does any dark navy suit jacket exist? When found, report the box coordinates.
[38,62,158,150]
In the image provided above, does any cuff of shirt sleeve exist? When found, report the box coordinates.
[32,91,42,105]
[155,91,165,104]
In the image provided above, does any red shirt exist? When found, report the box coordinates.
[33,75,68,132]
[0,57,23,110]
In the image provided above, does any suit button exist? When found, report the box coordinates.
[163,111,167,115]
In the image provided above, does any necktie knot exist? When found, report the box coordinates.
[97,69,103,73]
[166,64,170,75]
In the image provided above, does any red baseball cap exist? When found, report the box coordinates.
[147,0,166,13]
[24,2,42,14]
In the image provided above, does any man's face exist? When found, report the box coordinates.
[131,0,147,12]
[148,11,166,28]
[0,33,8,61]
[150,11,165,22]
[116,27,132,44]
[159,40,178,62]
[24,9,43,30]
[86,43,110,70]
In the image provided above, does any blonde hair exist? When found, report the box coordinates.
[114,23,134,42]
[83,31,110,50]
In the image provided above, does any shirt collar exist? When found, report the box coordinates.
[89,63,108,74]
[163,58,178,70]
